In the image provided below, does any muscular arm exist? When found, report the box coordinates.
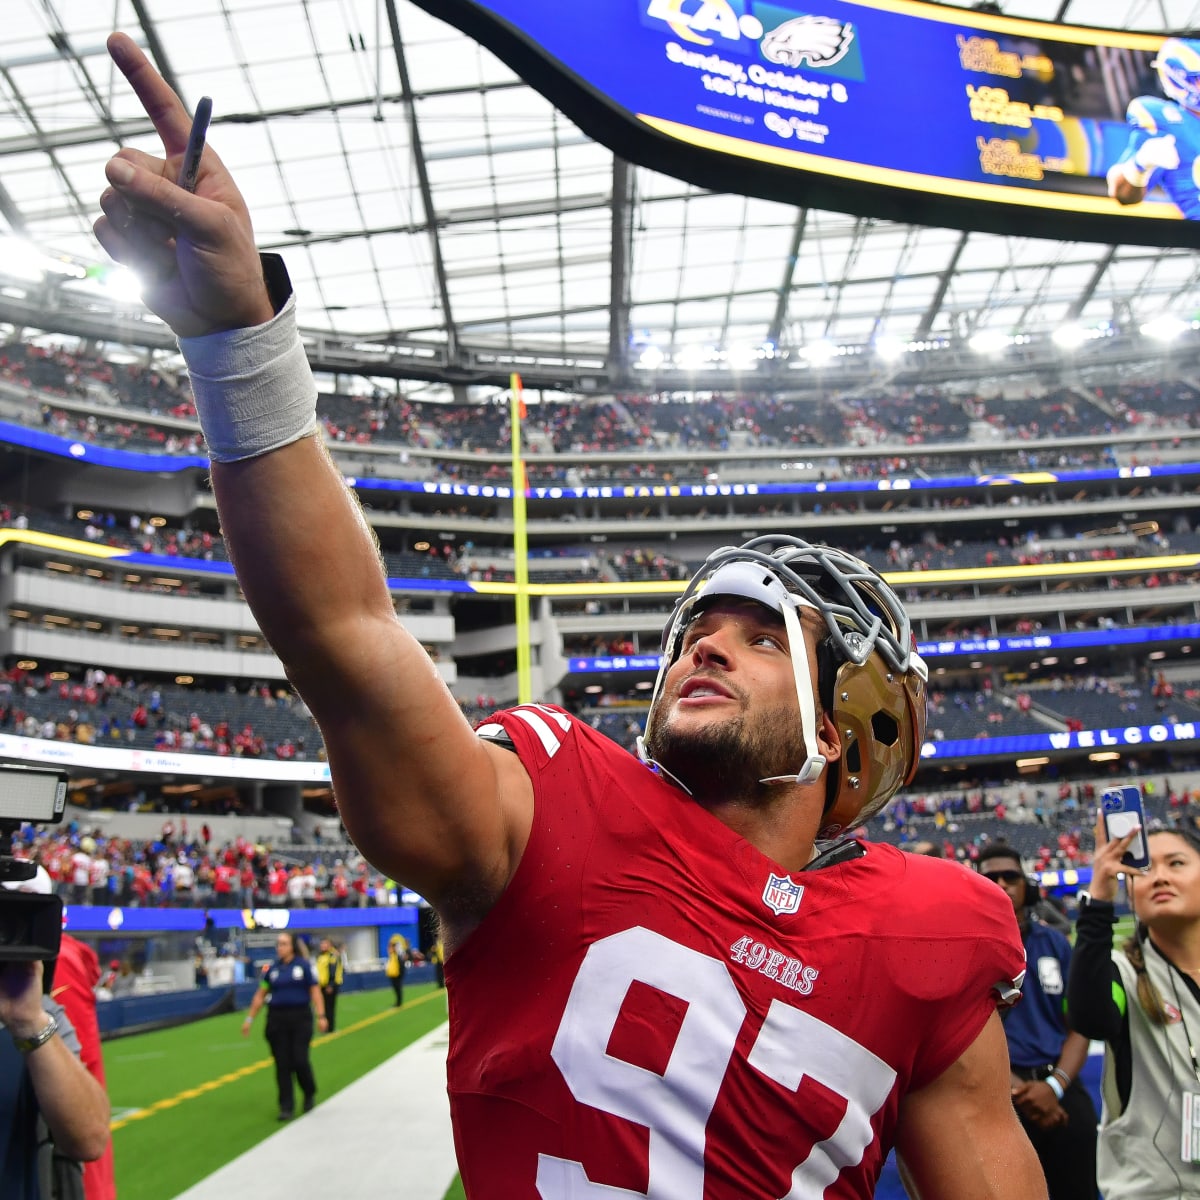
[895,1011,1047,1200]
[0,965,109,1162]
[95,33,533,919]
[24,1022,111,1161]
[210,440,533,913]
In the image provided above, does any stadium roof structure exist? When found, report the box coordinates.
[2,0,1200,396]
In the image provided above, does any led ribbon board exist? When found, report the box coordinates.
[416,0,1199,247]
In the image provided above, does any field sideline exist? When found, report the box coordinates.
[105,984,450,1199]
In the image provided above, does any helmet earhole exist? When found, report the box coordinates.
[871,712,900,747]
[845,740,862,774]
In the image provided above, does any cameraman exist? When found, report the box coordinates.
[1,893,110,1197]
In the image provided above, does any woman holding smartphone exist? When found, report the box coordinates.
[1066,817,1200,1198]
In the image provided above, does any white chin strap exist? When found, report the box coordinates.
[637,589,828,791]
[758,599,826,787]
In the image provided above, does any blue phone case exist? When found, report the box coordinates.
[1101,786,1150,870]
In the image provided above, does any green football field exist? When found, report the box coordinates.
[104,984,456,1199]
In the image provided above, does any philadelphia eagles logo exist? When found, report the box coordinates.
[761,15,855,70]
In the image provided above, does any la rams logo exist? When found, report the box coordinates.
[644,0,764,47]
[762,872,804,916]
[761,14,854,69]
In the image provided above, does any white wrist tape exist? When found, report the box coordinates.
[178,296,318,463]
[1045,1074,1064,1101]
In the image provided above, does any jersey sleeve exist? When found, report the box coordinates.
[886,858,1026,1090]
[474,703,621,818]
[475,703,578,771]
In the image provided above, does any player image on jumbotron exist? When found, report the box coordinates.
[1108,37,1200,218]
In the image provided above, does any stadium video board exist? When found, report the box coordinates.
[416,0,1200,247]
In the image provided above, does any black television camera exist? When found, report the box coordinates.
[0,765,69,962]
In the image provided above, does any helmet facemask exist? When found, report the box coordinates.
[639,536,928,835]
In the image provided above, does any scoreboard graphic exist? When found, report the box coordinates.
[415,0,1199,247]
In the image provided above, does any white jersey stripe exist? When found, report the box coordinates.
[522,704,572,732]
[511,708,566,758]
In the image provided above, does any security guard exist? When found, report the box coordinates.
[315,937,345,1032]
[242,932,327,1120]
[979,843,1097,1200]
[385,933,408,1007]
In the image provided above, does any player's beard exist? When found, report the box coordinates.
[645,696,806,806]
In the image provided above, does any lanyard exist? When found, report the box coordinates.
[1164,952,1200,1086]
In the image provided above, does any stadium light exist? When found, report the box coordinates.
[674,344,707,372]
[100,265,144,303]
[0,236,51,283]
[1051,324,1089,349]
[967,329,1009,355]
[873,335,907,362]
[800,339,838,366]
[1140,313,1189,342]
[727,343,760,371]
[636,345,665,370]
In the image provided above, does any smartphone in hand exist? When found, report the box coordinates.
[1101,785,1150,870]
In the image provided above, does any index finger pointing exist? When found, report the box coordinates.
[107,32,193,156]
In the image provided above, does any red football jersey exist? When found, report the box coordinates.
[446,705,1024,1199]
[54,934,116,1200]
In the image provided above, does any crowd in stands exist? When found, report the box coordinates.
[1094,379,1200,427]
[9,819,402,911]
[580,670,1200,756]
[1,341,193,416]
[844,389,970,444]
[0,666,322,763]
[0,664,505,768]
[875,772,1200,868]
[41,405,204,455]
[8,492,1193,602]
[609,547,691,581]
[7,336,1200,472]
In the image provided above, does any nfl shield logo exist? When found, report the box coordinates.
[762,872,804,916]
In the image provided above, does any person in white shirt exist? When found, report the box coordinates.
[70,850,92,906]
[89,855,109,906]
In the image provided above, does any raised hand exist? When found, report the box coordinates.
[93,33,274,338]
[0,959,46,1036]
[1090,809,1140,903]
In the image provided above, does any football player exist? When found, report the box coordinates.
[95,32,1046,1199]
[1109,36,1200,217]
